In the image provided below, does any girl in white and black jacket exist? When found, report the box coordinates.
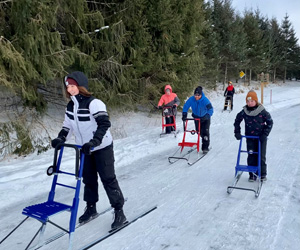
[52,71,126,229]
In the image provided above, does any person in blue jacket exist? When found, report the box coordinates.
[182,86,214,153]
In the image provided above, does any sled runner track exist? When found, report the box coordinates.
[79,206,157,250]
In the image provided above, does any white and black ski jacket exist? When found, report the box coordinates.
[58,94,113,151]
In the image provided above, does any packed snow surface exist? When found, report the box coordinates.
[0,81,299,250]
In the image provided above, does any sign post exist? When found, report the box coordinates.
[260,72,264,104]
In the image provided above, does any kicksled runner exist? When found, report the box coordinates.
[168,118,208,166]
[227,135,263,197]
[1,144,156,250]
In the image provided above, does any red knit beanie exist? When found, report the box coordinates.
[246,90,258,103]
[65,78,78,86]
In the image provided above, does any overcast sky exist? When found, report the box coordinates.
[231,0,300,42]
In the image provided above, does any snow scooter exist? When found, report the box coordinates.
[0,143,86,250]
[227,135,263,197]
[160,106,179,137]
[222,95,232,112]
[168,118,207,166]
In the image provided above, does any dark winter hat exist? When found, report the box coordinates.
[246,90,258,103]
[194,86,203,96]
[65,71,89,90]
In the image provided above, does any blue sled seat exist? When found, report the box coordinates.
[22,201,71,223]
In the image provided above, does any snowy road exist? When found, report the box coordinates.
[0,82,299,250]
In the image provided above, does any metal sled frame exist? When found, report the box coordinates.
[227,135,263,197]
[168,118,203,165]
[1,144,85,250]
[223,95,232,112]
[160,106,177,137]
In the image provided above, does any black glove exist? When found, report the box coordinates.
[158,106,163,110]
[172,104,177,109]
[51,137,65,149]
[82,139,101,155]
[260,134,268,142]
[201,113,210,121]
[235,133,242,140]
[182,112,187,121]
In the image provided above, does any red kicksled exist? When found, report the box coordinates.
[160,106,178,137]
[168,118,206,166]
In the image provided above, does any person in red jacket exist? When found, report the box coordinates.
[157,85,180,134]
[224,81,235,110]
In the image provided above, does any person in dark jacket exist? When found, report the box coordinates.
[234,90,273,181]
[223,81,235,110]
[182,86,214,153]
[51,71,126,229]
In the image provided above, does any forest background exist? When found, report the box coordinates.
[0,0,299,158]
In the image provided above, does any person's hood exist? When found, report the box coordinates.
[65,71,89,90]
[164,84,173,93]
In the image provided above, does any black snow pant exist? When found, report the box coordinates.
[165,116,175,133]
[194,118,210,151]
[246,138,267,177]
[82,143,125,210]
[224,96,233,110]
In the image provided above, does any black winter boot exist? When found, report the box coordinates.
[202,148,209,154]
[111,209,127,229]
[79,203,97,224]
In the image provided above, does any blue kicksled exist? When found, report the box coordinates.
[0,144,85,250]
[227,135,263,197]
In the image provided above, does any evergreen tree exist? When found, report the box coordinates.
[141,0,206,100]
[2,0,75,109]
[267,18,284,82]
[280,14,299,82]
[242,10,266,81]
[201,1,222,86]
[204,0,247,86]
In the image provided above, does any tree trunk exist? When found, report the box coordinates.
[223,62,228,90]
[273,68,276,83]
[249,68,252,86]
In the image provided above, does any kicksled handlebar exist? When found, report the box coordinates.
[182,118,200,121]
[241,135,259,139]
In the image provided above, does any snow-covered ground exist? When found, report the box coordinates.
[0,81,300,250]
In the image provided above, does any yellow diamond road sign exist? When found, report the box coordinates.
[239,71,245,78]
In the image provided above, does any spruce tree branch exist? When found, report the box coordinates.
[86,1,117,6]
[44,48,74,56]
[0,0,12,4]
[69,13,85,33]
[107,59,132,67]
